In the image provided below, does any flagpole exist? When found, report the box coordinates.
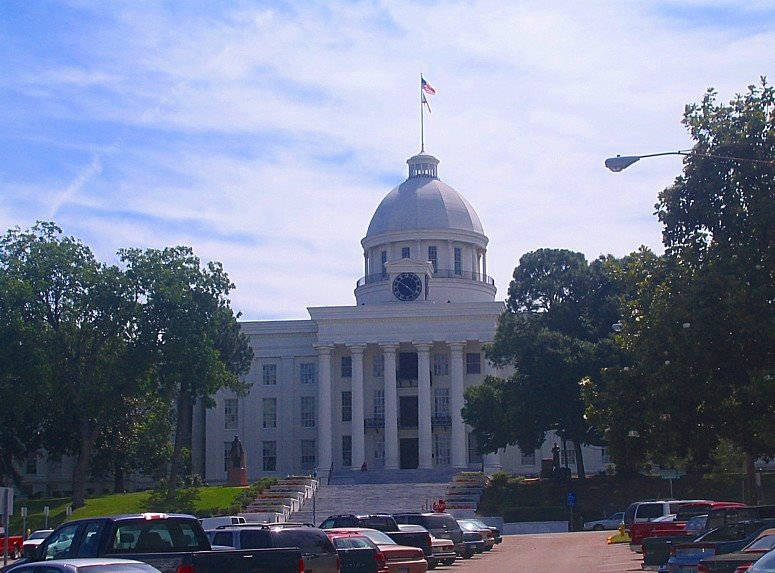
[420,73,425,153]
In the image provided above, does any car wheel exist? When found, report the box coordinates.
[463,550,472,559]
[443,559,455,566]
[593,524,604,531]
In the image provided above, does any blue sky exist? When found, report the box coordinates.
[1,1,773,320]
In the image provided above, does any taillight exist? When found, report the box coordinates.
[176,565,194,573]
[697,565,709,573]
[733,564,754,573]
[298,556,305,573]
[336,553,340,572]
[374,550,386,569]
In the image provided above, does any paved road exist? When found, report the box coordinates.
[434,531,642,573]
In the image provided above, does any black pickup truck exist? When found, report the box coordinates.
[2,513,303,573]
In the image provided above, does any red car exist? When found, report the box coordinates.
[326,531,387,573]
[324,528,427,573]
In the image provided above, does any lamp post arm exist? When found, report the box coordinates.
[605,150,774,172]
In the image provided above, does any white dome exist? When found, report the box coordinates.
[365,154,485,238]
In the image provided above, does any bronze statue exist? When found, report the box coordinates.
[229,435,245,469]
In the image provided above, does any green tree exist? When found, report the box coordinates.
[0,222,139,507]
[464,249,621,479]
[120,246,253,497]
[587,80,774,493]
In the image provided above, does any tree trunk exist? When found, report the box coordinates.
[72,423,97,509]
[168,395,192,497]
[574,441,586,480]
[113,462,125,494]
[744,453,758,506]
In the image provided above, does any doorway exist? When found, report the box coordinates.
[399,396,418,428]
[400,438,419,469]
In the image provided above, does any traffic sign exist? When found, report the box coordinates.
[567,492,576,507]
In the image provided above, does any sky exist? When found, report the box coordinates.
[1,1,773,321]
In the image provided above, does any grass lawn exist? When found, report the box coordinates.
[6,486,249,536]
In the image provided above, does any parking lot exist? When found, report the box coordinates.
[433,531,641,573]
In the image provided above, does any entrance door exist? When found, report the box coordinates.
[399,396,418,427]
[400,438,419,469]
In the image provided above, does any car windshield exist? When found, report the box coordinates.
[458,521,478,531]
[749,547,775,572]
[468,520,489,529]
[358,530,395,545]
[333,537,374,550]
[747,535,775,552]
[29,531,52,540]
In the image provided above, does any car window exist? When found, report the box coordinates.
[211,531,234,546]
[43,523,81,560]
[333,537,372,549]
[359,530,396,545]
[239,530,272,549]
[749,547,775,572]
[747,535,775,551]
[360,516,394,531]
[109,520,209,553]
[636,503,665,519]
[276,530,335,554]
[78,522,106,557]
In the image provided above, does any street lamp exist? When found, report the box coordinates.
[604,150,774,172]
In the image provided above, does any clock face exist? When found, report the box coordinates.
[392,272,422,301]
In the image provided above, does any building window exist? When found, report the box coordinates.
[263,398,277,429]
[342,435,352,467]
[434,434,451,466]
[373,354,384,378]
[374,437,385,467]
[25,452,37,475]
[224,398,238,429]
[432,352,449,376]
[300,362,316,384]
[223,441,232,472]
[402,246,410,259]
[434,388,450,417]
[263,441,277,471]
[564,446,577,466]
[373,390,384,417]
[454,247,462,275]
[466,352,481,374]
[381,251,387,276]
[428,246,437,271]
[301,396,316,428]
[521,450,536,466]
[601,447,611,465]
[341,356,352,378]
[341,391,352,422]
[262,364,277,385]
[301,440,316,470]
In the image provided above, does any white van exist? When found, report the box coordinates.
[198,515,247,530]
[623,499,708,527]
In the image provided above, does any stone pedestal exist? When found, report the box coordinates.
[227,467,248,486]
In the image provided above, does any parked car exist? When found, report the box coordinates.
[324,528,427,573]
[7,513,304,573]
[319,514,431,562]
[0,532,24,560]
[198,516,246,530]
[624,499,710,531]
[462,519,502,544]
[428,534,456,567]
[697,530,775,573]
[205,522,339,573]
[392,512,465,558]
[749,548,775,572]
[326,531,387,573]
[666,520,775,573]
[22,530,53,558]
[457,519,495,551]
[584,512,625,531]
[6,558,162,572]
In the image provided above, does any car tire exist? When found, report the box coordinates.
[443,559,455,566]
[593,524,604,531]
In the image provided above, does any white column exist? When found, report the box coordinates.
[350,345,366,470]
[482,249,487,280]
[482,356,501,472]
[416,343,433,469]
[450,342,467,468]
[315,345,333,472]
[382,344,399,469]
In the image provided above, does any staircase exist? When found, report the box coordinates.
[290,468,457,525]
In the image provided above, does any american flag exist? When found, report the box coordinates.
[421,78,436,95]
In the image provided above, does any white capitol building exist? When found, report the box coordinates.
[192,151,610,481]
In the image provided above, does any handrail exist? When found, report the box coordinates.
[327,462,333,485]
[356,269,495,287]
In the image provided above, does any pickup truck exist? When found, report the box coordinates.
[1,533,24,560]
[2,513,304,573]
[630,501,745,552]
